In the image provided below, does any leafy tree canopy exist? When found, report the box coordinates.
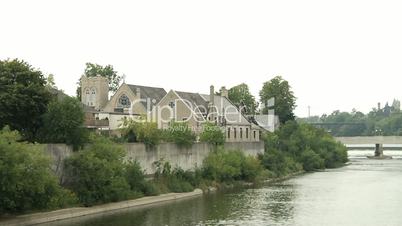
[259,76,296,124]
[39,96,88,150]
[199,122,225,146]
[77,62,123,97]
[228,83,258,114]
[0,59,51,141]
[0,126,77,214]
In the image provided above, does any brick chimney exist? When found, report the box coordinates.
[209,85,214,105]
[136,87,141,98]
[220,86,228,98]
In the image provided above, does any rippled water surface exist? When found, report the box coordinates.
[44,150,402,226]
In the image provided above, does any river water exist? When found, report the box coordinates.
[44,150,402,226]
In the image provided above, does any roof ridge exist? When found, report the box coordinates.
[127,84,165,90]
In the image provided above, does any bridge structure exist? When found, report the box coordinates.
[335,136,402,157]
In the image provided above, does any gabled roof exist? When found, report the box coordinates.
[127,84,167,108]
[172,90,251,126]
[174,91,208,114]
[251,114,279,132]
[200,94,251,125]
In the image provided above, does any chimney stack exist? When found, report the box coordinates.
[220,86,228,98]
[136,87,141,98]
[209,85,214,105]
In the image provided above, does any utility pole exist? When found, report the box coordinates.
[308,106,311,119]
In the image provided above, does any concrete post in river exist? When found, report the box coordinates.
[374,143,383,157]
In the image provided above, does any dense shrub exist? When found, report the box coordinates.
[64,135,133,206]
[242,156,265,182]
[263,121,348,174]
[0,59,52,142]
[163,122,196,148]
[153,161,196,193]
[0,127,77,214]
[261,148,302,177]
[39,96,88,150]
[125,161,147,192]
[202,150,243,182]
[202,149,264,182]
[199,123,225,146]
[121,118,161,147]
[299,149,325,171]
[124,160,162,196]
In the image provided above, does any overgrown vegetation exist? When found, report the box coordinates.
[63,135,136,206]
[153,160,196,193]
[163,122,196,147]
[0,59,88,148]
[39,96,88,150]
[199,123,225,146]
[0,59,52,142]
[120,119,198,148]
[262,121,348,177]
[121,118,161,147]
[0,127,77,214]
[202,148,264,182]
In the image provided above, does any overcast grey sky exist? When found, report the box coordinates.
[1,0,402,117]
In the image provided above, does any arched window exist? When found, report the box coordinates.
[84,88,90,105]
[117,94,131,108]
[90,87,96,106]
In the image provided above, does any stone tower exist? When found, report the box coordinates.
[80,76,109,110]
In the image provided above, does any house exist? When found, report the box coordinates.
[80,75,263,141]
[79,75,167,133]
[156,85,262,142]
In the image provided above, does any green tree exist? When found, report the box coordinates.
[262,121,348,174]
[76,63,123,98]
[164,122,196,147]
[39,96,88,150]
[259,76,296,124]
[45,74,57,89]
[202,149,244,182]
[228,83,257,114]
[64,135,132,206]
[121,118,161,147]
[0,59,52,141]
[199,122,225,146]
[0,127,77,214]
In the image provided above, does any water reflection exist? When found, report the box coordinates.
[44,150,402,226]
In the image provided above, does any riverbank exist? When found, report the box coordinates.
[0,189,203,226]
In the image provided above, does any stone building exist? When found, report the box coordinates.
[80,76,264,141]
[80,76,167,132]
[156,85,262,142]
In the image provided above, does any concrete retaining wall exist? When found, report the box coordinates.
[44,142,264,175]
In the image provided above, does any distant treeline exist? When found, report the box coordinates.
[299,100,402,136]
